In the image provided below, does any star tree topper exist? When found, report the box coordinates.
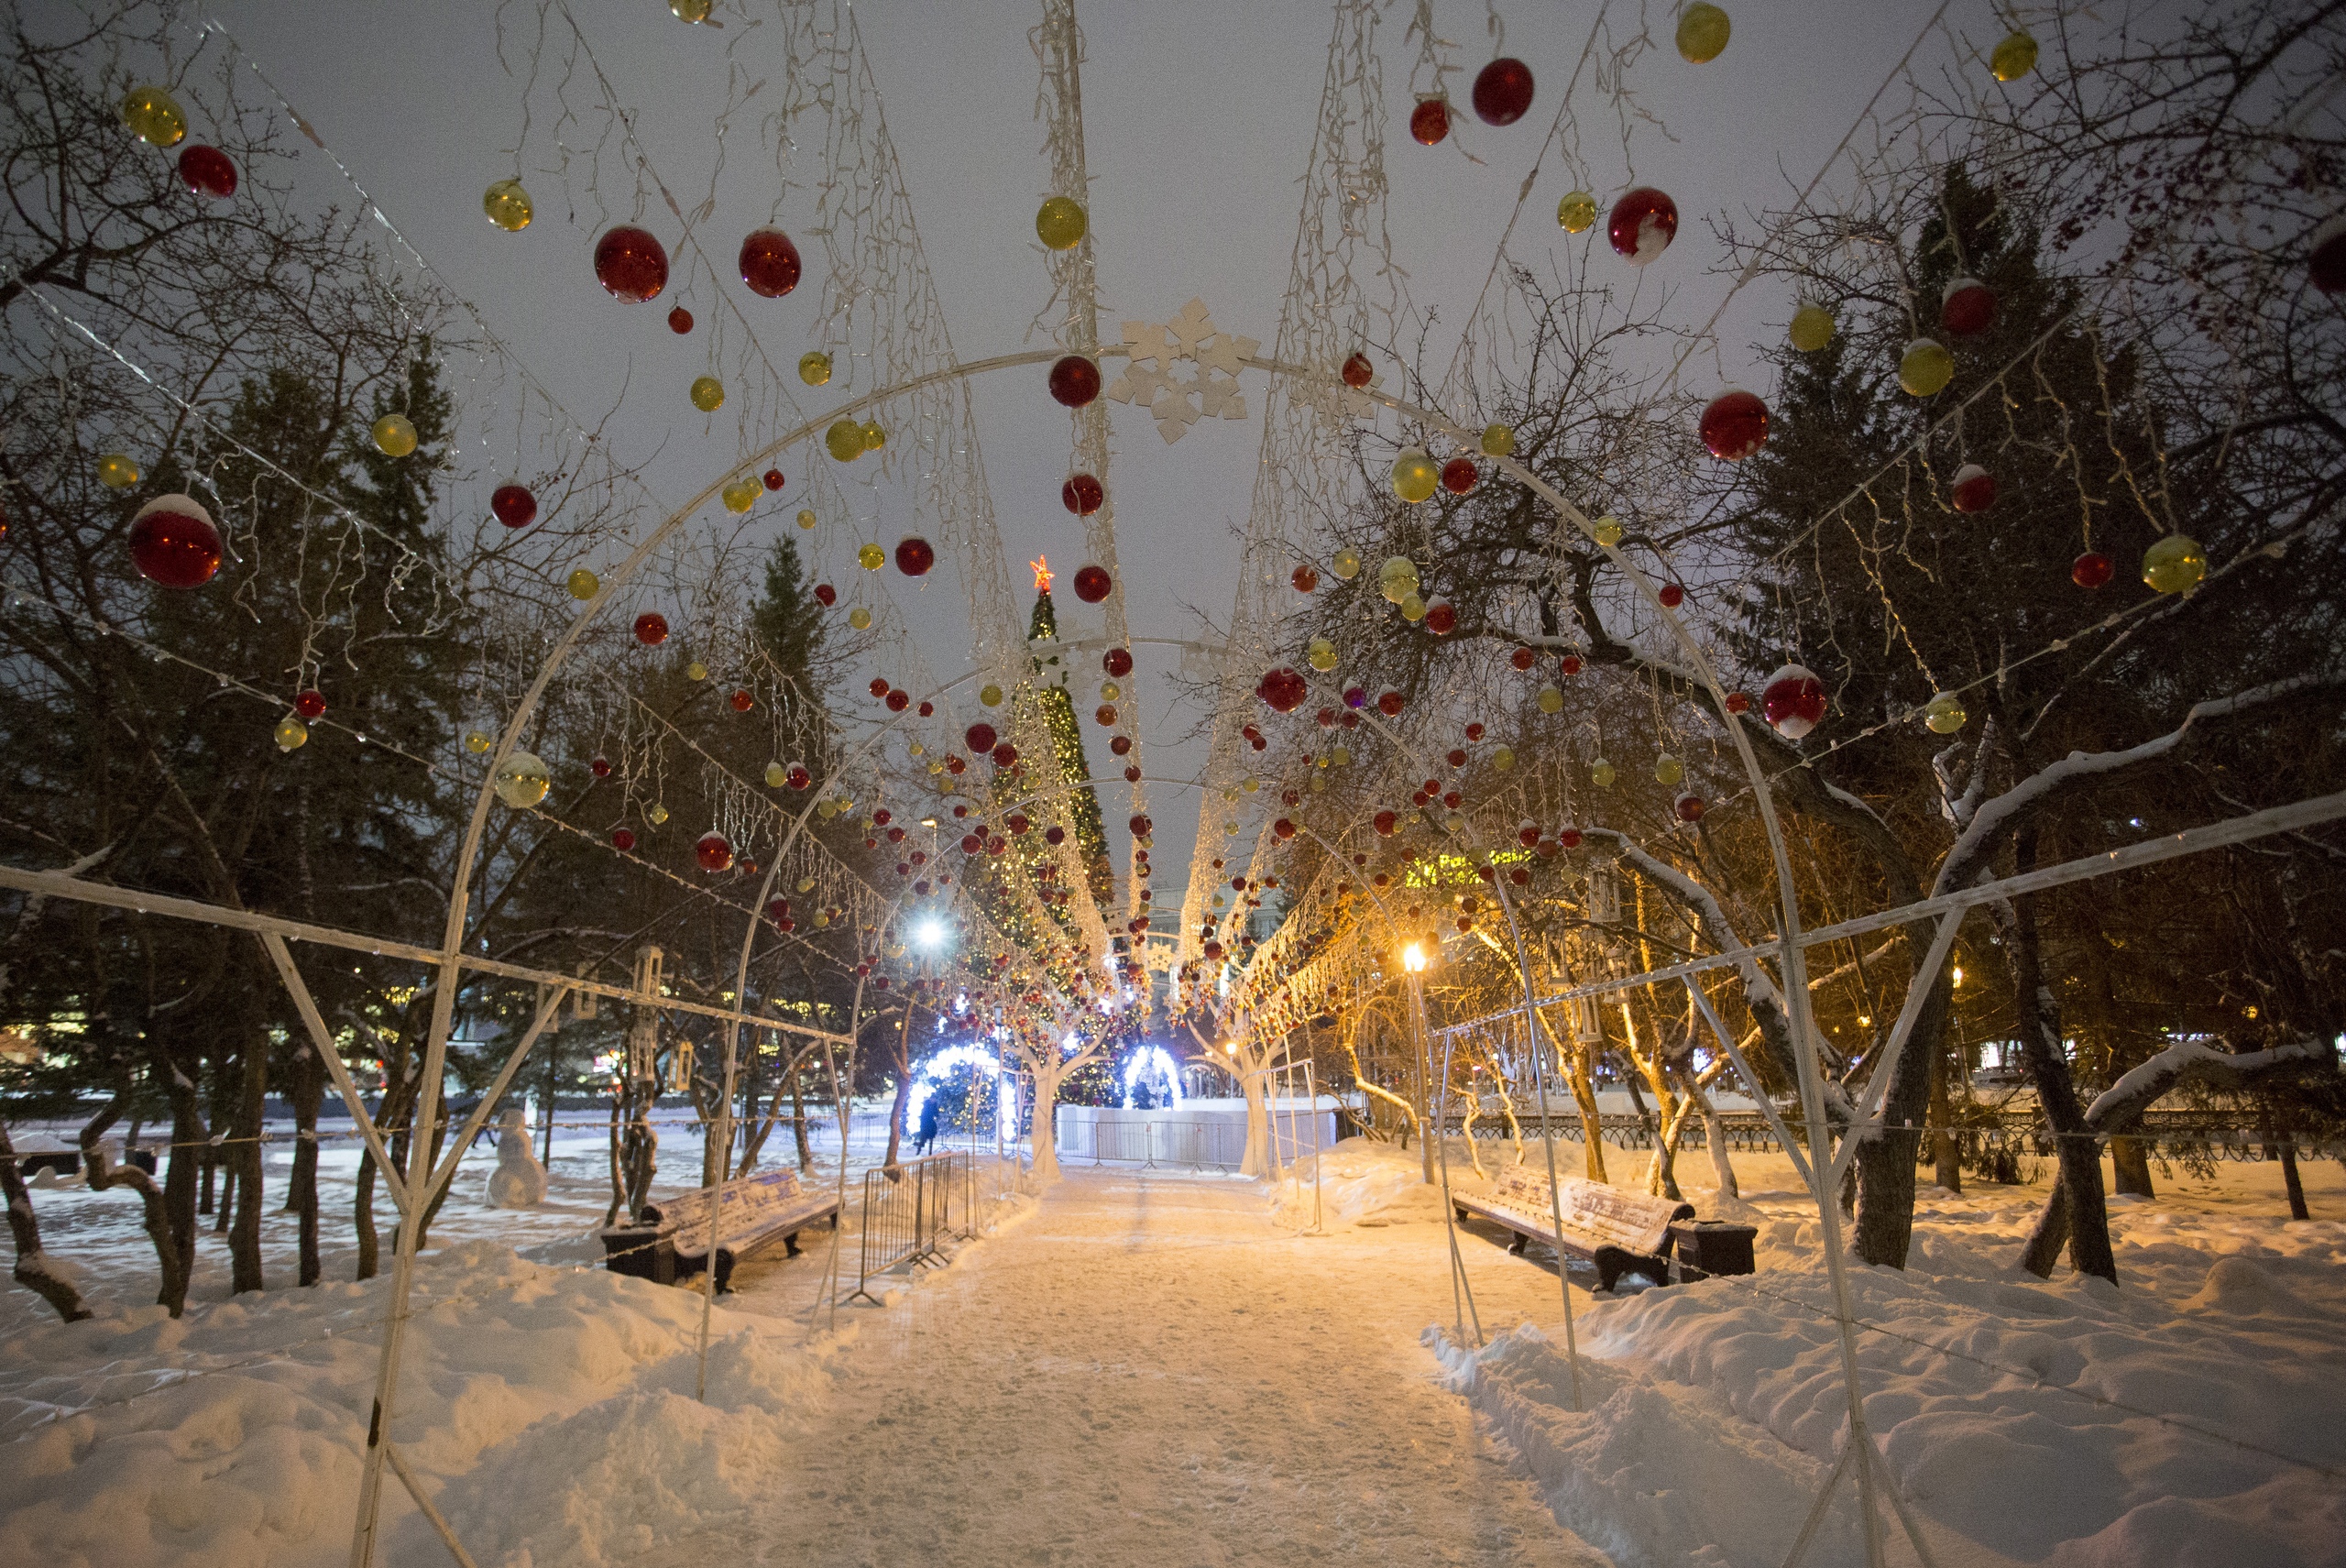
[1107,299,1258,444]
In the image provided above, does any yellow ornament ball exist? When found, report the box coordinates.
[1789,302,1836,353]
[798,351,832,387]
[2142,533,2207,594]
[1307,636,1339,672]
[372,412,419,456]
[858,543,885,570]
[848,606,873,630]
[1654,752,1684,786]
[1035,195,1089,251]
[1391,446,1440,504]
[1592,515,1625,547]
[1923,691,1968,734]
[765,762,788,787]
[1400,593,1428,622]
[1492,745,1517,771]
[795,509,817,531]
[1557,191,1598,235]
[1990,29,2039,82]
[1331,745,1352,766]
[482,178,533,232]
[648,802,670,826]
[1331,547,1362,580]
[1537,685,1564,714]
[493,750,552,809]
[464,729,493,754]
[686,661,709,681]
[1590,757,1617,787]
[274,714,309,753]
[689,375,726,413]
[1377,555,1420,604]
[566,567,599,600]
[722,477,760,515]
[980,684,1004,707]
[1676,2,1730,63]
[670,0,712,21]
[118,85,186,148]
[826,419,864,461]
[1899,338,1955,397]
[861,420,885,453]
[97,454,141,490]
[1481,423,1517,457]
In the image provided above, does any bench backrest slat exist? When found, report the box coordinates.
[633,1167,803,1237]
[1485,1165,1690,1254]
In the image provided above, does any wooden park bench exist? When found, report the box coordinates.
[600,1166,840,1293]
[1453,1165,1754,1290]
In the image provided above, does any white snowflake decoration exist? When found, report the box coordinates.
[1107,298,1258,444]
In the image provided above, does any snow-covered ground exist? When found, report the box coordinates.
[5,1124,2341,1566]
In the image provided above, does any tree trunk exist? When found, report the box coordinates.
[77,1075,183,1313]
[2109,1114,2155,1199]
[228,1038,269,1293]
[882,1006,914,1169]
[1569,1036,1607,1183]
[1999,874,2118,1284]
[1238,1064,1272,1178]
[1030,1062,1065,1185]
[2279,1140,2309,1221]
[157,1046,204,1313]
[1,1121,92,1321]
[792,1069,813,1169]
[1929,1036,1962,1193]
[1853,963,1952,1266]
[288,1045,323,1286]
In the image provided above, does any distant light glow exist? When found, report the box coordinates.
[914,918,947,950]
[906,1042,1017,1142]
[1402,942,1429,972]
[1120,1045,1185,1110]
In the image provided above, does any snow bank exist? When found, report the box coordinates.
[0,1239,840,1568]
[1268,1135,1468,1227]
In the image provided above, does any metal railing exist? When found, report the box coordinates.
[1057,1115,1250,1169]
[845,1151,970,1305]
[1421,1108,2343,1163]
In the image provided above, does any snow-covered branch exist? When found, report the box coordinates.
[2083,1034,2335,1130]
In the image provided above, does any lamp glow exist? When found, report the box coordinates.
[1402,943,1429,973]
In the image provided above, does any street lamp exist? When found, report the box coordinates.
[1402,941,1434,1181]
[1402,942,1428,973]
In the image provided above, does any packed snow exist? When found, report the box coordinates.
[5,1122,2342,1566]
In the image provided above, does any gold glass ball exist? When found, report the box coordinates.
[861,420,885,453]
[1899,338,1955,397]
[464,730,493,754]
[1990,30,2039,82]
[97,454,141,490]
[1399,593,1427,622]
[765,762,788,787]
[372,412,418,456]
[1307,636,1339,672]
[1331,746,1352,766]
[1655,752,1684,786]
[1492,745,1516,771]
[858,543,885,570]
[817,799,837,818]
[648,802,670,826]
[1331,547,1362,580]
[689,375,726,412]
[482,178,533,232]
[1592,515,1625,547]
[1035,196,1089,251]
[1481,423,1517,457]
[670,0,712,21]
[980,684,1004,707]
[1789,302,1836,353]
[1676,2,1730,63]
[274,714,309,753]
[1557,191,1598,235]
[1923,691,1967,734]
[848,606,873,630]
[2142,533,2207,594]
[1391,446,1441,504]
[566,567,599,600]
[1590,757,1617,787]
[826,419,865,461]
[493,750,552,809]
[1101,681,1122,701]
[1537,685,1564,714]
[796,509,817,531]
[686,661,708,681]
[1377,555,1420,604]
[119,85,186,148]
[798,350,832,387]
[722,477,759,514]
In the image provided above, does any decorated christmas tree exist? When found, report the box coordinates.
[1021,557,1113,905]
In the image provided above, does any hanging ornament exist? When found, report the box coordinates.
[1941,276,1997,338]
[1654,753,1685,786]
[717,476,755,514]
[1048,356,1102,407]
[1440,456,1478,494]
[696,831,735,872]
[1471,58,1535,125]
[668,305,695,334]
[1390,448,1439,503]
[1072,564,1113,602]
[178,145,237,201]
[566,568,599,600]
[1307,636,1339,672]
[1492,745,1516,770]
[2142,533,2207,594]
[738,228,802,297]
[1561,652,1584,674]
[274,714,309,753]
[2071,551,2114,589]
[494,751,552,808]
[812,583,837,607]
[763,469,785,491]
[1677,3,1731,61]
[465,730,493,754]
[765,762,787,787]
[826,419,865,461]
[1990,30,2039,82]
[481,177,531,230]
[1331,547,1362,580]
[1257,667,1310,713]
[372,413,418,456]
[1592,515,1625,546]
[1060,473,1106,517]
[848,607,874,630]
[591,756,613,778]
[1095,704,1117,727]
[1104,647,1134,676]
[97,454,140,489]
[1510,647,1537,671]
[2311,216,2346,294]
[853,543,883,571]
[1537,685,1564,714]
[1726,691,1750,714]
[1557,192,1597,235]
[861,421,885,453]
[648,803,670,825]
[1423,600,1457,635]
[1658,582,1685,609]
[1409,97,1451,145]
[1674,792,1706,823]
[1898,338,1955,397]
[1922,691,1968,734]
[294,689,327,720]
[896,537,936,576]
[1789,301,1836,352]
[671,0,712,19]
[1608,188,1679,265]
[1949,464,1998,513]
[118,85,186,148]
[1291,563,1321,593]
[611,828,637,852]
[1761,663,1826,739]
[797,510,817,531]
[1341,352,1375,389]
[127,494,221,588]
[1478,426,1518,463]
[686,662,708,681]
[491,484,538,529]
[980,683,1003,707]
[593,226,670,302]
[690,376,726,412]
[1035,196,1089,250]
[1377,555,1420,604]
[1590,758,1617,787]
[795,351,833,389]
[1699,389,1769,460]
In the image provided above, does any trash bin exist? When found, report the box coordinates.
[1669,1219,1758,1282]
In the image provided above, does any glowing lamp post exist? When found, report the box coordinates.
[1402,943,1435,1183]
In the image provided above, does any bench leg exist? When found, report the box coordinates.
[784,1229,803,1258]
[1507,1231,1529,1255]
[713,1248,735,1295]
[1595,1245,1672,1292]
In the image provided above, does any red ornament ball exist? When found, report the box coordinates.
[1129,814,1154,839]
[1291,564,1320,593]
[1409,97,1452,145]
[593,225,669,302]
[965,722,998,754]
[785,762,812,790]
[490,483,537,529]
[1110,735,1132,755]
[869,678,892,698]
[1377,690,1404,717]
[1658,582,1685,609]
[1047,355,1102,407]
[590,755,612,777]
[917,700,933,717]
[1448,749,1469,768]
[1558,828,1583,849]
[1950,463,1998,513]
[633,611,669,645]
[1103,647,1134,677]
[1341,352,1374,389]
[667,304,694,334]
[1607,187,1679,265]
[2072,551,2115,589]
[1071,563,1113,603]
[1062,473,1104,515]
[1510,646,1537,672]
[729,688,754,712]
[1725,691,1750,714]
[128,494,222,588]
[1095,704,1117,726]
[1273,817,1297,840]
[886,690,910,712]
[1761,663,1827,740]
[2313,216,2346,294]
[1699,389,1770,460]
[1423,600,1457,635]
[1465,722,1485,740]
[1560,653,1583,675]
[610,828,636,852]
[763,468,785,491]
[1441,456,1479,494]
[176,144,236,200]
[1374,809,1398,837]
[1674,793,1706,823]
[738,228,802,298]
[813,583,837,607]
[894,536,936,576]
[1940,276,1997,337]
[295,689,326,719]
[1471,57,1536,126]
[1257,666,1310,713]
[695,832,734,872]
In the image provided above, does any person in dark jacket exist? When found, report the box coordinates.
[914,1093,940,1155]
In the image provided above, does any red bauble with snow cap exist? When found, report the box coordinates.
[1761,663,1827,740]
[1950,464,1998,513]
[1608,188,1678,266]
[1257,666,1310,713]
[1940,276,1997,337]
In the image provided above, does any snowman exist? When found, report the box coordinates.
[484,1104,548,1208]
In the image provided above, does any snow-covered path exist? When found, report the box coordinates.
[751,1167,1603,1567]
